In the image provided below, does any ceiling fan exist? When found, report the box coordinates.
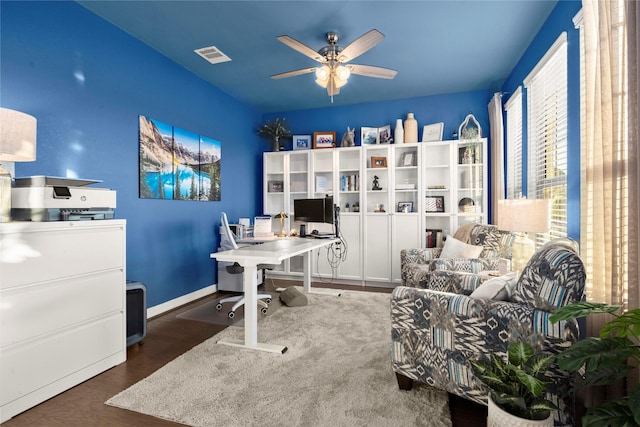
[271,29,397,100]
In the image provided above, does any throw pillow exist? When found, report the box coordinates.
[470,273,517,300]
[439,235,483,259]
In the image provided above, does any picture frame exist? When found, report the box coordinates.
[400,151,416,167]
[421,122,444,142]
[425,195,445,213]
[313,131,336,149]
[378,125,392,144]
[293,134,311,150]
[371,156,387,168]
[361,127,378,145]
[268,180,284,193]
[397,201,413,213]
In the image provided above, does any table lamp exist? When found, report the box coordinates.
[0,108,37,222]
[273,212,288,237]
[496,198,551,275]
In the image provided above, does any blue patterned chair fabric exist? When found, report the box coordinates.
[400,224,515,288]
[391,238,586,427]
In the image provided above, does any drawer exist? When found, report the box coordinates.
[0,313,124,406]
[1,224,124,289]
[1,270,124,347]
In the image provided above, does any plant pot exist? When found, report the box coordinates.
[487,395,553,427]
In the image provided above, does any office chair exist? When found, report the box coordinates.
[216,212,273,319]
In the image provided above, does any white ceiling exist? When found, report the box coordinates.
[78,1,558,113]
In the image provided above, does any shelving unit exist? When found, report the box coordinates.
[262,138,487,286]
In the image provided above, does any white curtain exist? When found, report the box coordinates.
[488,92,504,224]
[580,0,638,402]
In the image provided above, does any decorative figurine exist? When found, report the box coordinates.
[341,127,355,147]
[372,175,382,191]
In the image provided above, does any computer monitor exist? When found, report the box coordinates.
[293,197,334,224]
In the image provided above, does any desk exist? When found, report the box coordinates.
[210,237,338,353]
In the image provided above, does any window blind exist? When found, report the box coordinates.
[504,87,523,199]
[524,33,568,246]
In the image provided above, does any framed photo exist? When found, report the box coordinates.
[371,156,387,168]
[397,201,413,213]
[313,131,336,149]
[293,135,311,150]
[400,151,416,167]
[268,180,283,193]
[378,125,392,144]
[421,122,444,142]
[361,127,378,145]
[425,196,445,213]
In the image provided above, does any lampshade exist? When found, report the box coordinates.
[0,107,37,162]
[315,64,350,92]
[496,198,551,275]
[273,212,288,219]
[496,199,551,233]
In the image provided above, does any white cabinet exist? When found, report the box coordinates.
[0,220,126,422]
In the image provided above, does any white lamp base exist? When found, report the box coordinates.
[511,232,535,275]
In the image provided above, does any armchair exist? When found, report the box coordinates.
[401,223,514,288]
[391,238,586,427]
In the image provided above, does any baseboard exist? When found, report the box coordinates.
[147,284,218,319]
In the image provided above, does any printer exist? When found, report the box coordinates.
[11,176,116,221]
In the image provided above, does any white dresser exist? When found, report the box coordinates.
[0,220,127,422]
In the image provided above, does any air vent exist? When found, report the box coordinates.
[194,46,231,64]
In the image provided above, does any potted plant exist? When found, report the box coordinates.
[550,302,640,427]
[257,117,291,152]
[470,341,558,426]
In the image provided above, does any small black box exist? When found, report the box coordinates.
[126,281,147,347]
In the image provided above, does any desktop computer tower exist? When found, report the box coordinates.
[126,281,147,346]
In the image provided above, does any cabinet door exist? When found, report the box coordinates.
[454,139,487,227]
[264,152,286,215]
[392,143,420,215]
[391,214,421,282]
[422,142,454,247]
[364,145,391,214]
[336,147,361,214]
[337,214,362,280]
[364,213,391,282]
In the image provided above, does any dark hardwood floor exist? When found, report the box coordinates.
[2,280,486,427]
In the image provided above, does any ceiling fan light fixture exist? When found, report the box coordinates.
[315,65,330,80]
[336,65,351,81]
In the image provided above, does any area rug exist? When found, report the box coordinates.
[106,290,451,427]
[175,292,282,327]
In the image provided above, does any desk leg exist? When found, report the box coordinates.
[217,263,286,354]
[298,249,342,297]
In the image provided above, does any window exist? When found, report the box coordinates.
[524,33,568,245]
[504,86,523,199]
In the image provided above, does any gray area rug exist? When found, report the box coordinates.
[106,290,451,427]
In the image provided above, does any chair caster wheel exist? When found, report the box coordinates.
[228,311,235,319]
[261,307,268,315]
[265,298,272,304]
[216,303,223,311]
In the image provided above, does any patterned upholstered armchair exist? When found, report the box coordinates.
[401,223,515,288]
[391,238,586,427]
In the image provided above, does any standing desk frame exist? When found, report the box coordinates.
[210,237,338,354]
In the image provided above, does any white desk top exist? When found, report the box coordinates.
[210,237,338,265]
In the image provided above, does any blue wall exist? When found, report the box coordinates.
[500,0,582,240]
[1,1,264,307]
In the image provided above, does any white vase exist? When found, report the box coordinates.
[394,119,404,144]
[404,113,418,143]
[487,394,553,427]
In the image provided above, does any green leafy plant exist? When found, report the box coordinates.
[550,302,640,427]
[470,341,558,420]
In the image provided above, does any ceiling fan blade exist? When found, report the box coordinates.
[338,29,385,63]
[348,64,397,79]
[271,67,318,79]
[276,35,324,62]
